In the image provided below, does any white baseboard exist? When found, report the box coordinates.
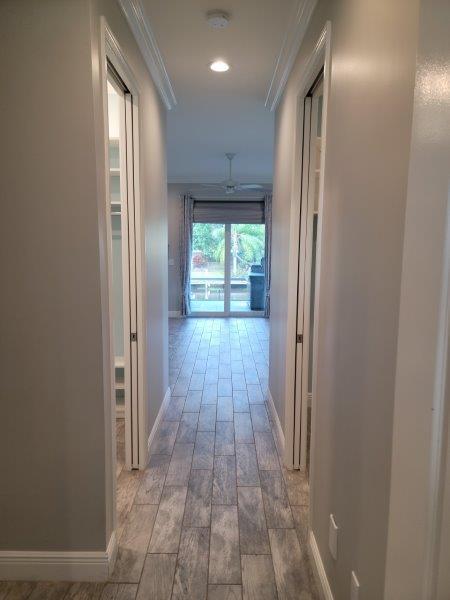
[0,532,117,582]
[147,386,171,458]
[267,388,285,458]
[169,310,181,318]
[309,531,334,600]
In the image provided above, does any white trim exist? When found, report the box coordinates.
[309,531,334,600]
[118,0,176,110]
[0,533,117,582]
[267,389,285,458]
[283,21,331,492]
[147,387,172,459]
[422,194,450,597]
[265,0,318,111]
[169,310,182,318]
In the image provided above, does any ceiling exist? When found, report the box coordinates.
[142,0,296,185]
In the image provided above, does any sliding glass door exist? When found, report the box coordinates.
[190,222,266,315]
[230,223,265,312]
[190,223,225,313]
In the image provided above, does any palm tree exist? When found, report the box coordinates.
[213,224,265,276]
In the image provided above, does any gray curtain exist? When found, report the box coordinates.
[180,194,194,316]
[264,193,272,317]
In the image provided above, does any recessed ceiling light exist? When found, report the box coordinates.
[210,60,230,72]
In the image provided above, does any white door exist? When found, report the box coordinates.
[294,76,324,472]
[107,68,140,469]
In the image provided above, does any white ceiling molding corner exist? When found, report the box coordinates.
[118,0,177,110]
[265,0,318,112]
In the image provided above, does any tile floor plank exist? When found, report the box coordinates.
[184,469,212,527]
[254,431,279,471]
[208,585,242,600]
[134,454,170,505]
[213,455,237,505]
[232,391,249,412]
[165,442,194,486]
[249,404,271,433]
[192,430,215,469]
[209,505,241,585]
[234,413,254,444]
[164,396,186,421]
[198,404,217,432]
[172,527,209,600]
[136,554,177,600]
[218,379,233,396]
[216,397,234,422]
[269,528,313,599]
[260,470,294,529]
[148,486,187,553]
[236,443,260,486]
[215,421,235,456]
[111,504,157,583]
[241,555,278,600]
[176,412,199,443]
[28,582,69,600]
[237,487,270,554]
[149,420,179,455]
[183,390,202,413]
[64,583,105,600]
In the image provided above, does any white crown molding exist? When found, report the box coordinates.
[0,532,117,581]
[118,0,176,110]
[265,0,318,112]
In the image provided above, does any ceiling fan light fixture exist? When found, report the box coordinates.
[206,10,230,29]
[210,60,230,72]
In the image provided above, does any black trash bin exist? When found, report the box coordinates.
[248,262,265,310]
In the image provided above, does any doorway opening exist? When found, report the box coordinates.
[106,63,141,474]
[294,74,324,475]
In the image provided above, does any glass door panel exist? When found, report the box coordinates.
[190,223,225,312]
[230,223,266,313]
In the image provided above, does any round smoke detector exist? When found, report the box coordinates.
[206,10,230,29]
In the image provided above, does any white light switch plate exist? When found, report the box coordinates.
[329,514,338,560]
[350,571,360,600]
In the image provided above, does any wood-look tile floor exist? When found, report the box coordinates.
[0,318,319,600]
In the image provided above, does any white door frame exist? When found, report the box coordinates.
[294,79,323,471]
[100,20,147,488]
[283,23,332,525]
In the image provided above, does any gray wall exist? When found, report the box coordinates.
[269,0,419,597]
[0,0,167,552]
[384,0,450,597]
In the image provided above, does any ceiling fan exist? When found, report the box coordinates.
[197,153,267,195]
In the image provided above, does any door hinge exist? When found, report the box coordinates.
[130,332,137,342]
[296,333,303,343]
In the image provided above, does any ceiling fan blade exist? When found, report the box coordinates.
[195,183,224,188]
[239,184,264,189]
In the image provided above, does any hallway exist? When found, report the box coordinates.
[119,316,319,599]
[0,318,318,599]
[139,317,318,598]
